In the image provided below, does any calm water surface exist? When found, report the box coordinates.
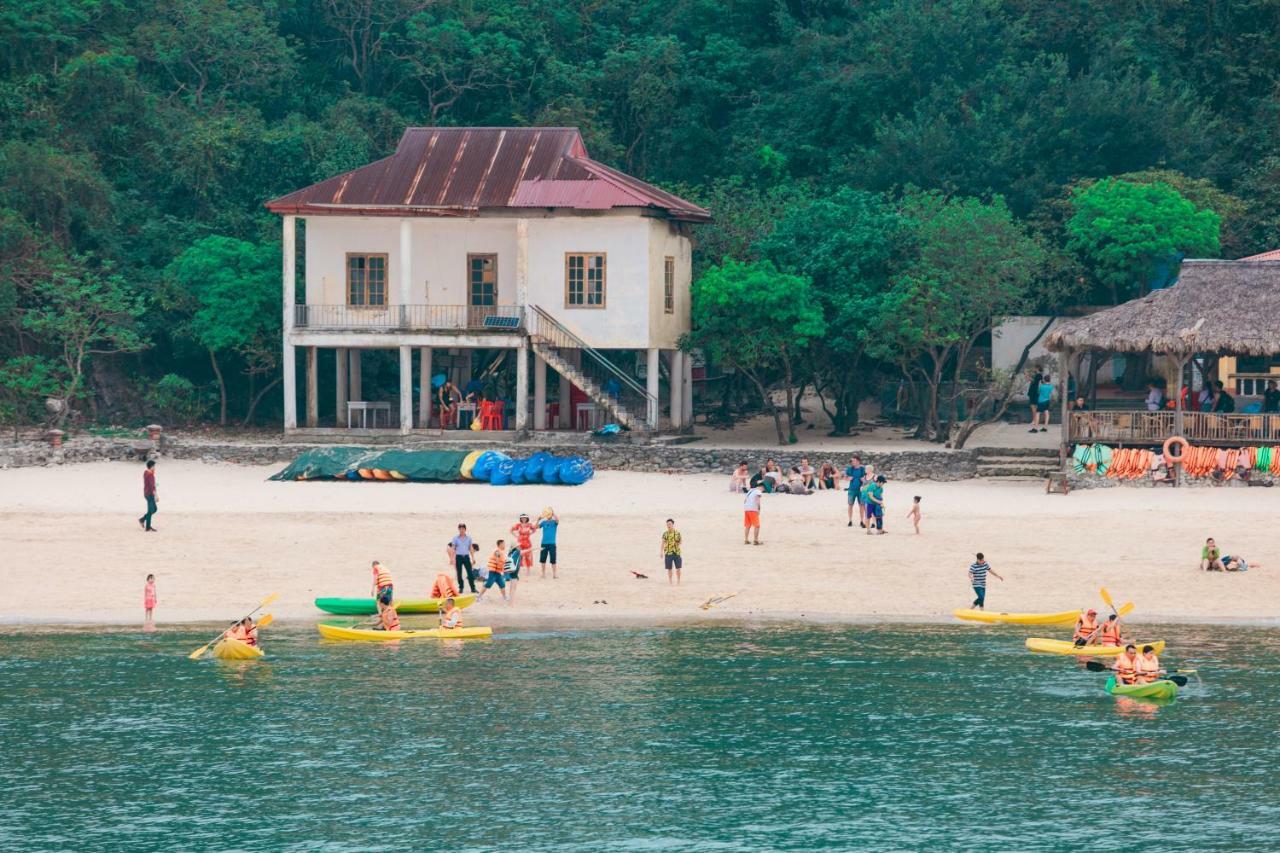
[1,622,1278,851]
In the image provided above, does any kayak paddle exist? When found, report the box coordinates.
[188,593,279,660]
[1084,660,1190,686]
[1100,587,1117,616]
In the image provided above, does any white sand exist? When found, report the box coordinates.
[1,460,1276,628]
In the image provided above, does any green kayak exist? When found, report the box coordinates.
[314,593,476,615]
[1105,676,1178,700]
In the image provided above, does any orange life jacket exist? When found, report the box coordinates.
[431,573,459,599]
[1099,620,1122,646]
[440,605,462,629]
[1114,652,1138,684]
[1073,615,1098,642]
[1135,653,1161,684]
[243,627,258,647]
[373,565,393,590]
[380,608,400,631]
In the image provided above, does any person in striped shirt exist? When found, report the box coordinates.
[968,553,1003,609]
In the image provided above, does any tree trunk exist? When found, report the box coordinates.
[243,376,282,426]
[209,349,227,427]
[792,379,806,424]
[781,353,797,443]
[744,369,785,445]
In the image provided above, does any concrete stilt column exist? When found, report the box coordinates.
[282,214,297,431]
[418,347,432,428]
[646,347,660,429]
[305,346,319,427]
[668,349,684,429]
[683,355,693,428]
[349,350,362,401]
[558,371,571,428]
[335,347,348,427]
[399,345,412,434]
[515,342,529,430]
[533,353,547,430]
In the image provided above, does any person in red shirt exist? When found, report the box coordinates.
[511,514,536,570]
[138,459,158,532]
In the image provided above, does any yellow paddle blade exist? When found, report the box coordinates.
[257,614,274,629]
[187,642,213,660]
[1117,602,1134,617]
[1099,587,1114,608]
[259,593,280,609]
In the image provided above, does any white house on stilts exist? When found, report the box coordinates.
[266,127,709,435]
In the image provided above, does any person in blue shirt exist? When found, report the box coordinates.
[537,509,560,579]
[844,455,866,528]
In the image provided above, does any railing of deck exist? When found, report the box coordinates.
[293,304,524,331]
[1070,411,1280,445]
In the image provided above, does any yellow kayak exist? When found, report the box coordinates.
[212,637,265,660]
[1025,638,1166,656]
[317,622,493,642]
[953,608,1080,626]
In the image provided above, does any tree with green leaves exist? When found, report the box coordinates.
[1066,178,1221,303]
[163,236,280,426]
[21,267,148,425]
[879,191,1044,441]
[760,188,908,434]
[686,259,824,445]
[0,355,62,438]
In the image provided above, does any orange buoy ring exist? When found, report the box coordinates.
[1163,436,1189,463]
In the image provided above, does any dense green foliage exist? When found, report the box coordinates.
[1,0,1275,432]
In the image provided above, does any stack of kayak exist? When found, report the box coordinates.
[269,447,594,486]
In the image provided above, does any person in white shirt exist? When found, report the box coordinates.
[743,486,764,545]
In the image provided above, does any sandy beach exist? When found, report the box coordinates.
[1,459,1277,628]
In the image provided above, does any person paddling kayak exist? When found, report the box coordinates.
[1097,613,1124,647]
[1135,644,1165,684]
[1072,609,1100,646]
[439,597,463,630]
[227,616,260,648]
[1112,643,1139,685]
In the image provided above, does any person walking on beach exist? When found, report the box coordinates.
[537,508,559,579]
[143,574,157,627]
[744,484,763,545]
[371,561,394,615]
[476,539,510,604]
[451,524,476,593]
[968,553,1002,609]
[864,475,886,535]
[845,455,866,528]
[138,459,158,532]
[905,496,922,534]
[661,518,683,585]
[504,541,522,604]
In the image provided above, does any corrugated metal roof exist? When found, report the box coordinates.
[266,127,710,222]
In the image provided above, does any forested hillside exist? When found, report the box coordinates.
[3,0,1278,432]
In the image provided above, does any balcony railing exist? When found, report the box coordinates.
[1070,410,1280,445]
[293,304,524,332]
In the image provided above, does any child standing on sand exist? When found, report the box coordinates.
[144,574,157,625]
[968,553,1003,610]
[906,496,922,534]
[661,518,683,585]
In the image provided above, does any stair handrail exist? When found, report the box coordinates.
[528,305,656,408]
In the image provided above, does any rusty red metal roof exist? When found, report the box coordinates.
[1242,248,1280,261]
[266,127,710,222]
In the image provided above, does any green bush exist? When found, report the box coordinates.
[145,374,213,426]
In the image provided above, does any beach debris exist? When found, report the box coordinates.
[630,571,648,579]
[699,594,738,611]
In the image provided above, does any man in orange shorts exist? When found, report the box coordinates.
[743,483,763,545]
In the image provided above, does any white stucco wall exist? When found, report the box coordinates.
[991,316,1059,372]
[303,214,692,350]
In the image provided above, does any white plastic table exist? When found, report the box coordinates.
[347,401,391,429]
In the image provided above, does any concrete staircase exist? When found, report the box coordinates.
[526,305,655,433]
[973,446,1063,480]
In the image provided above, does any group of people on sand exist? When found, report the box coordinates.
[1200,537,1259,572]
[369,559,465,633]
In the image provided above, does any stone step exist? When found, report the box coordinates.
[975,455,1060,465]
[976,465,1059,478]
[973,446,1062,459]
[977,474,1052,482]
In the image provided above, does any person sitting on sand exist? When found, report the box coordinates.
[786,467,811,495]
[371,560,394,614]
[1134,644,1165,684]
[439,597,463,630]
[799,458,816,490]
[1112,643,1139,685]
[1098,613,1124,647]
[1201,538,1224,571]
[1072,609,1100,646]
[764,461,784,493]
[431,571,459,600]
[819,462,837,491]
[729,461,750,493]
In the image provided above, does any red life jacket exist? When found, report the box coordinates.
[1073,615,1098,642]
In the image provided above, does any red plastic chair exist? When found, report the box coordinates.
[480,400,504,430]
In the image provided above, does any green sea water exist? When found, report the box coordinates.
[2,622,1278,851]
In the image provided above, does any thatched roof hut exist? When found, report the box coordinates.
[1045,260,1280,356]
